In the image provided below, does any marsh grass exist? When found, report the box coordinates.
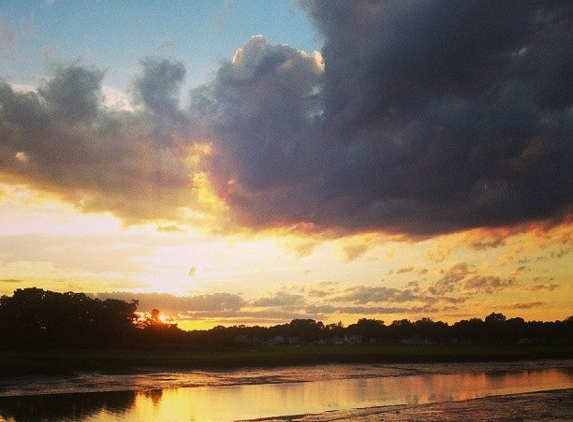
[1,343,571,377]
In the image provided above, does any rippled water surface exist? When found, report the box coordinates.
[0,361,571,422]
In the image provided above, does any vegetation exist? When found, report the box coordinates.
[1,343,572,377]
[0,288,571,376]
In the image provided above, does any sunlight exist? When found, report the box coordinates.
[0,183,122,235]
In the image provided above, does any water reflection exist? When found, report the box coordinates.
[0,390,135,422]
[0,367,571,422]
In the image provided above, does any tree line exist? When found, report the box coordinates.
[0,288,571,349]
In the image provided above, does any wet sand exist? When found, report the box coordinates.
[247,389,573,422]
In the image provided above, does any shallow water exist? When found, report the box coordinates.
[0,361,572,422]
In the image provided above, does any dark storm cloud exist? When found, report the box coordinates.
[191,35,327,228]
[198,1,572,235]
[1,1,571,237]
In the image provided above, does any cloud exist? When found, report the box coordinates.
[303,1,571,235]
[0,61,195,225]
[196,1,571,236]
[428,262,516,296]
[96,292,245,315]
[2,1,572,238]
[285,238,320,258]
[463,275,515,294]
[503,301,545,310]
[157,224,186,233]
[521,284,559,292]
[0,21,16,57]
[429,263,476,295]
[333,286,419,305]
[396,266,414,274]
[191,35,325,228]
[340,243,370,262]
[131,57,186,121]
[252,291,306,308]
[337,306,410,315]
[37,64,104,124]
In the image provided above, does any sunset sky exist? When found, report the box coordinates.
[0,0,571,330]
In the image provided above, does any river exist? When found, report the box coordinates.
[0,360,571,421]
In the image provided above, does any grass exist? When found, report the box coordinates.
[1,343,572,377]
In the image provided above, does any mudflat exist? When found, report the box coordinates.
[247,389,573,422]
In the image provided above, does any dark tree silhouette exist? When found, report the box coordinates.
[0,288,572,350]
[0,288,137,348]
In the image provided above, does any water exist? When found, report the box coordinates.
[0,362,571,422]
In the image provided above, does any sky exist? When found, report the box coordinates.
[0,0,571,330]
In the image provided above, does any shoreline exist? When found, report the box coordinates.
[1,359,571,398]
[243,388,573,422]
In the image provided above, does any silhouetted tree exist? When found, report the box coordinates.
[0,288,137,348]
[288,319,324,342]
[347,318,386,342]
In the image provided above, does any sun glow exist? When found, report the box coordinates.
[0,183,122,235]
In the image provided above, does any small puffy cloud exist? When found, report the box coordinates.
[157,224,186,233]
[396,266,414,274]
[284,237,320,258]
[0,21,16,57]
[503,301,545,310]
[521,284,559,292]
[429,263,476,295]
[187,266,196,277]
[337,306,410,315]
[333,286,419,305]
[185,292,245,311]
[252,291,306,308]
[96,292,245,315]
[463,275,515,294]
[428,262,515,296]
[340,243,370,262]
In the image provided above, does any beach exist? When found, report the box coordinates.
[247,389,573,422]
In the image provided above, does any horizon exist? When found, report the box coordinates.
[1,286,571,332]
[0,1,571,331]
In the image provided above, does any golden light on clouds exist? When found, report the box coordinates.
[0,183,122,235]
